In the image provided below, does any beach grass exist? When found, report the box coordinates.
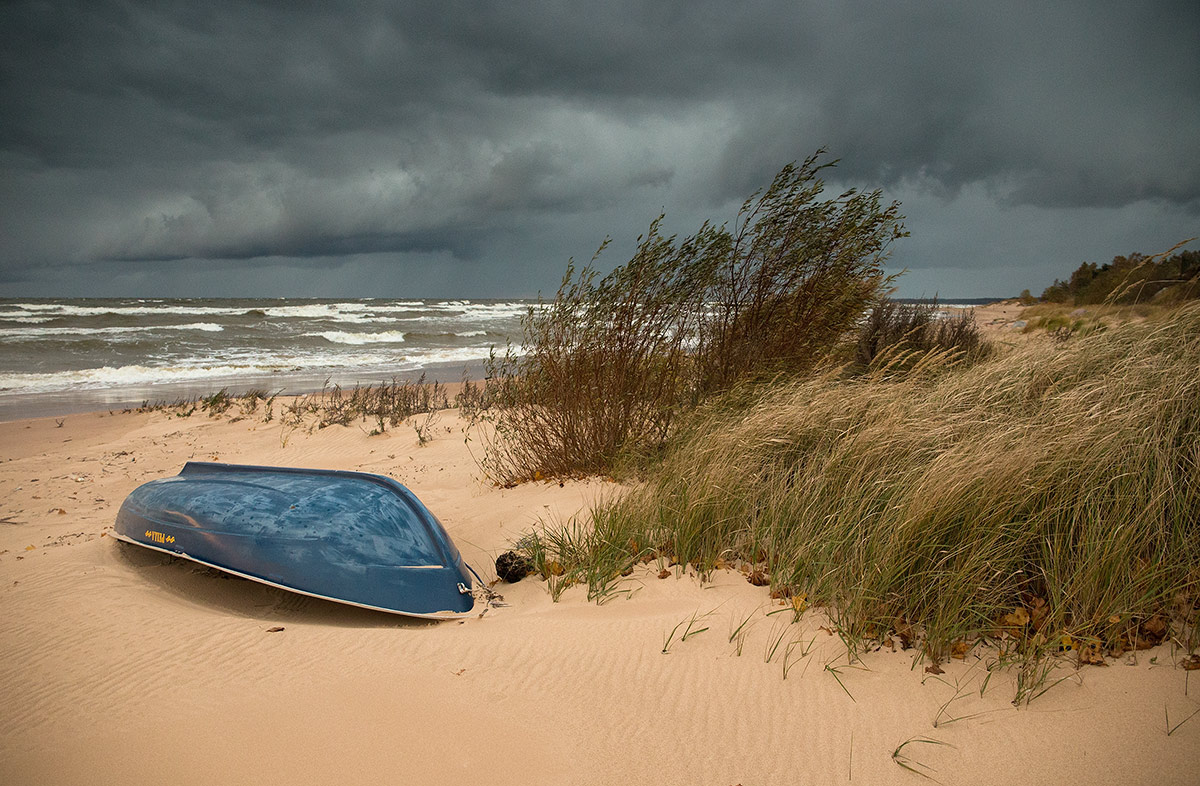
[138,375,460,437]
[512,302,1200,678]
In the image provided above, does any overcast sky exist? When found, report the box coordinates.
[1,1,1196,298]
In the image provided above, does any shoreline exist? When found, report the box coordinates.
[0,360,486,423]
[1,299,1030,424]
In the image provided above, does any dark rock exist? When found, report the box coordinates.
[495,550,532,583]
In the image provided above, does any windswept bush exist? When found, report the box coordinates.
[481,151,907,483]
[855,298,988,371]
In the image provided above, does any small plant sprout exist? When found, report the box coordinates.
[891,736,951,782]
[764,619,789,663]
[782,635,815,680]
[824,660,858,703]
[1166,705,1200,736]
[728,609,757,657]
[928,664,1010,728]
[662,609,713,654]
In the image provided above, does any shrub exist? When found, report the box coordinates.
[480,151,907,483]
[854,298,988,372]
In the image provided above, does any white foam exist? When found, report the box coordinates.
[403,345,522,366]
[6,303,245,317]
[424,302,528,319]
[0,322,225,338]
[0,363,279,393]
[308,330,407,345]
[335,302,426,313]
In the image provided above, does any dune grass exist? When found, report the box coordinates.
[139,375,458,437]
[515,303,1200,671]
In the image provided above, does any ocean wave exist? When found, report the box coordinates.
[455,330,488,337]
[335,301,426,313]
[0,342,520,394]
[307,330,407,345]
[402,345,519,366]
[0,322,225,338]
[0,316,54,324]
[6,303,245,318]
[0,363,282,393]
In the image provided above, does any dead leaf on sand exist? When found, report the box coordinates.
[1181,655,1200,671]
[925,664,945,675]
[1078,641,1107,666]
[1001,608,1030,628]
[657,568,671,579]
[265,626,285,633]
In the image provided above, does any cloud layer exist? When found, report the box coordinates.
[1,1,1197,296]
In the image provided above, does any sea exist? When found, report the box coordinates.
[0,298,529,421]
[0,296,1001,422]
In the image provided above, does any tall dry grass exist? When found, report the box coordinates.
[518,303,1200,666]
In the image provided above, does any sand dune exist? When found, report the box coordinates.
[2,405,1198,785]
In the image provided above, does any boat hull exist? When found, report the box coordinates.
[113,462,476,618]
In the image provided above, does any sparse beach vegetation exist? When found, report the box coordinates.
[138,375,454,437]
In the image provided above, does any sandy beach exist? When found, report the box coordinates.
[2,309,1198,785]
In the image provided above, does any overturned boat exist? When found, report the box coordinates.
[113,462,478,618]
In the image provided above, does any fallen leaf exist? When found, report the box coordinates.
[657,568,671,579]
[1002,608,1030,627]
[950,640,970,660]
[1142,615,1169,642]
[1078,642,1106,665]
[1182,655,1200,671]
[266,626,284,633]
[925,664,945,675]
[25,545,36,551]
[747,570,769,586]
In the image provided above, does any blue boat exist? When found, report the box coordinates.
[113,462,478,618]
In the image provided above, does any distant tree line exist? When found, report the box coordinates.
[1040,246,1199,305]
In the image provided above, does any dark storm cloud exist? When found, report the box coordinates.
[0,0,1196,295]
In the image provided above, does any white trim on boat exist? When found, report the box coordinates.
[110,531,475,620]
